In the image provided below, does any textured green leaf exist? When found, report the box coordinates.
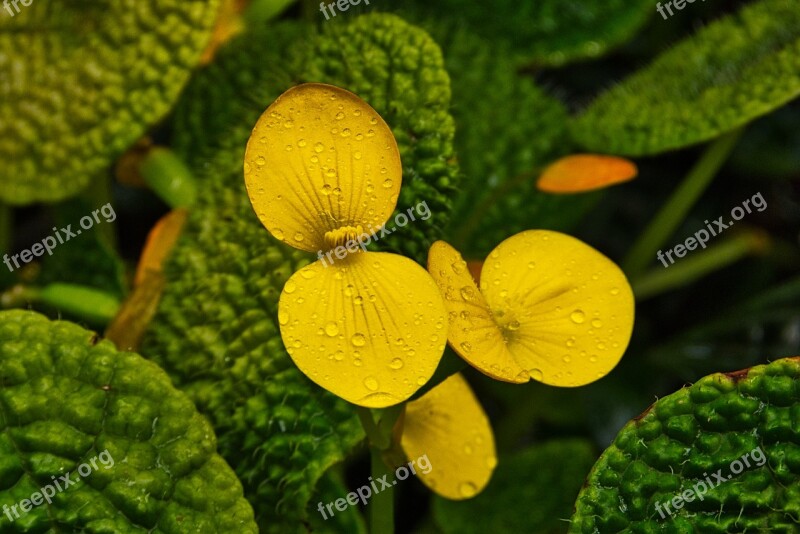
[392,0,653,67]
[430,27,597,257]
[433,439,596,533]
[147,14,459,531]
[570,357,800,532]
[573,0,800,156]
[0,309,256,532]
[0,0,220,205]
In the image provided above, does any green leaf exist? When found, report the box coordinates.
[429,27,597,257]
[570,357,800,532]
[146,13,459,531]
[0,0,221,205]
[433,439,596,533]
[392,0,653,67]
[0,309,257,532]
[573,0,800,156]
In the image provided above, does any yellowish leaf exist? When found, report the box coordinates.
[401,373,496,500]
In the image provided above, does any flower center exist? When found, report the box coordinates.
[323,225,366,252]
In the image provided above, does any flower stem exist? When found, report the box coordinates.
[623,128,744,278]
[632,230,767,300]
[357,406,403,534]
[140,148,197,209]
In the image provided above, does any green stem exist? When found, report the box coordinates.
[140,148,197,209]
[2,283,120,326]
[632,231,766,301]
[357,406,403,534]
[623,128,744,278]
[369,446,394,534]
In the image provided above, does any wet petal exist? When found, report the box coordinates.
[537,154,637,193]
[278,252,447,407]
[427,241,528,383]
[480,230,634,387]
[401,373,496,500]
[244,83,402,252]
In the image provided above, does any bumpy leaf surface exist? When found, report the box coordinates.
[430,28,597,257]
[0,0,220,204]
[570,357,800,532]
[0,310,256,532]
[393,0,652,67]
[145,14,459,531]
[573,0,800,156]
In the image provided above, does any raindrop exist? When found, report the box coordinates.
[321,184,332,196]
[314,142,324,153]
[460,341,473,353]
[528,261,536,269]
[351,333,366,347]
[562,355,571,363]
[610,287,620,295]
[459,482,478,498]
[528,368,544,381]
[278,311,289,325]
[244,162,251,174]
[364,376,379,391]
[341,128,351,137]
[416,376,427,386]
[298,139,307,147]
[566,337,576,347]
[570,310,586,324]
[354,151,362,160]
[507,320,521,331]
[334,351,344,361]
[335,111,345,120]
[382,179,393,188]
[294,232,304,242]
[460,286,476,301]
[283,280,297,294]
[463,445,473,454]
[283,120,294,129]
[592,319,603,328]
[354,358,363,367]
[325,323,339,337]
[389,358,404,370]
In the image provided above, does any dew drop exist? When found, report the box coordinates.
[334,350,344,361]
[244,162,251,174]
[528,261,536,269]
[278,310,289,325]
[463,444,473,455]
[354,151,362,160]
[321,184,332,196]
[294,232,305,242]
[283,280,297,294]
[335,111,345,120]
[354,358,363,367]
[314,142,324,153]
[529,368,544,381]
[382,178,393,188]
[416,376,427,386]
[566,337,576,347]
[389,358,404,370]
[460,341,473,353]
[459,482,478,498]
[364,376,379,391]
[591,319,603,328]
[570,310,586,324]
[298,139,307,147]
[562,355,571,363]
[353,296,363,305]
[507,320,521,331]
[351,333,366,347]
[610,287,620,296]
[325,323,339,337]
[486,456,497,469]
[460,286,476,301]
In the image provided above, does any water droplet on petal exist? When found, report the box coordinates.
[283,280,296,294]
[321,184,332,196]
[570,310,586,324]
[364,376,379,391]
[459,482,478,498]
[335,111,345,120]
[416,376,427,386]
[298,139,307,147]
[325,323,339,337]
[460,341,473,353]
[529,368,544,381]
[460,286,476,301]
[278,311,289,325]
[314,142,324,153]
[389,358,404,370]
[507,320,521,331]
[610,287,620,295]
[562,355,571,363]
[591,319,603,328]
[351,333,366,347]
[382,178,393,188]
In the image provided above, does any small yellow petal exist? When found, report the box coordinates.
[278,252,447,407]
[244,83,402,252]
[537,154,637,193]
[427,241,528,384]
[401,373,496,500]
[480,230,634,387]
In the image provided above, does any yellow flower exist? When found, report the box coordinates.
[244,83,447,407]
[400,373,496,500]
[427,231,634,386]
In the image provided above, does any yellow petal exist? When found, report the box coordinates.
[244,83,402,252]
[278,252,447,407]
[480,230,634,387]
[400,373,496,500]
[427,241,528,384]
[536,154,637,193]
